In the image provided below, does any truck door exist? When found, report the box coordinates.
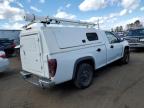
[105,32,123,64]
[86,32,107,69]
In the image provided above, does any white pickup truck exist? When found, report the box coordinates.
[20,15,130,89]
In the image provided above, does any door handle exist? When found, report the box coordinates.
[110,45,114,48]
[82,39,86,43]
[97,48,101,52]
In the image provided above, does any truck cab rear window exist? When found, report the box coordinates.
[86,33,98,41]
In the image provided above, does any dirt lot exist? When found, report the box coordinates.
[0,52,144,108]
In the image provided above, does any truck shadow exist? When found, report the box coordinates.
[94,62,121,78]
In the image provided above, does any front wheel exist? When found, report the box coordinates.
[120,48,130,64]
[74,63,94,89]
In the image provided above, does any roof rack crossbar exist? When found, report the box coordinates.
[23,14,97,29]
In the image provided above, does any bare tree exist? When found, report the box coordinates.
[126,20,143,30]
[134,20,143,28]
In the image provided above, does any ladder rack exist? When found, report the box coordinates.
[23,14,98,29]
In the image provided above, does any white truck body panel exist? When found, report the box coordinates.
[53,27,103,49]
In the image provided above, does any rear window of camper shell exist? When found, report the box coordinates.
[86,33,99,41]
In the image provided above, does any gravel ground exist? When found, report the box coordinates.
[0,52,144,108]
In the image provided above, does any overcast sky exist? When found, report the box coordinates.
[0,0,144,30]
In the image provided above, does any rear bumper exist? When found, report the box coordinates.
[20,70,55,88]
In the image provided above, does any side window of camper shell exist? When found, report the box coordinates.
[86,33,99,41]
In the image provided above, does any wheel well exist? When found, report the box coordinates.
[125,46,129,50]
[123,46,130,56]
[77,59,95,69]
[73,58,95,79]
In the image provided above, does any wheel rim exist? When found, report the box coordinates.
[79,69,92,86]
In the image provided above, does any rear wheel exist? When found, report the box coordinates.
[74,63,94,89]
[120,48,130,64]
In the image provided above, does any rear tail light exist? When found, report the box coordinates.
[48,59,57,77]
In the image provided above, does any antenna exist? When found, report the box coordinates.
[23,14,98,29]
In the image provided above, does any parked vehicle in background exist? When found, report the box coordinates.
[124,28,144,48]
[115,32,125,38]
[20,14,130,89]
[0,51,9,72]
[0,45,4,51]
[0,38,16,57]
[0,29,20,45]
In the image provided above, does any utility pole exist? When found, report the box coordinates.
[97,19,100,29]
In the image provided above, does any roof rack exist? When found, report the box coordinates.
[23,14,98,29]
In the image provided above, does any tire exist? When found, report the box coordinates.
[74,63,94,89]
[120,48,130,64]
